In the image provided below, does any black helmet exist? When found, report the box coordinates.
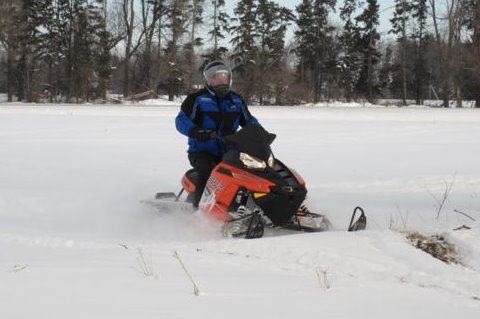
[203,60,232,98]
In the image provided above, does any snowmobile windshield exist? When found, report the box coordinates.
[221,126,276,162]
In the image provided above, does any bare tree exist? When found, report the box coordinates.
[163,0,189,101]
[185,0,205,92]
[429,0,470,108]
[448,0,469,108]
[0,0,22,102]
[121,0,147,97]
[139,0,166,92]
[473,0,480,107]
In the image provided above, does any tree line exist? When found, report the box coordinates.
[0,0,479,107]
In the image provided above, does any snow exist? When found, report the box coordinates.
[1,103,479,318]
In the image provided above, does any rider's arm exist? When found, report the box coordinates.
[175,94,198,137]
[239,99,260,127]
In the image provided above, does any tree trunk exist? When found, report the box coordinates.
[429,0,449,107]
[7,45,14,102]
[476,88,480,108]
[367,41,373,103]
[441,74,450,108]
[123,0,134,98]
[188,0,198,92]
[123,44,131,98]
[415,21,425,105]
[16,54,25,101]
[99,2,109,101]
[66,14,74,103]
[313,63,319,104]
[154,12,163,95]
[455,83,462,108]
[475,0,480,108]
[213,0,218,58]
[402,30,407,106]
[26,61,32,102]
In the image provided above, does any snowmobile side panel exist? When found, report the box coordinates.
[200,162,276,222]
[288,167,306,187]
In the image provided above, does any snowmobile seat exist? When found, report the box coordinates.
[181,169,199,194]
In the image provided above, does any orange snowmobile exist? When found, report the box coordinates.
[149,126,366,238]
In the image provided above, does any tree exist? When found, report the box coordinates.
[163,0,189,101]
[465,0,480,107]
[294,0,336,103]
[255,0,294,104]
[122,0,136,97]
[0,0,22,102]
[390,0,412,105]
[474,0,480,107]
[137,0,166,94]
[294,0,315,87]
[411,0,428,105]
[339,0,361,102]
[184,0,205,92]
[428,0,469,107]
[475,0,480,107]
[96,0,113,101]
[355,0,380,102]
[63,0,113,102]
[230,0,259,103]
[205,0,230,60]
[378,42,395,97]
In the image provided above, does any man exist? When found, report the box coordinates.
[175,60,260,208]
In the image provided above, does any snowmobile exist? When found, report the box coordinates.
[146,125,367,239]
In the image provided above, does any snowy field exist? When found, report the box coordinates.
[0,103,479,318]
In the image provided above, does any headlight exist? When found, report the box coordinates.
[239,152,266,170]
[267,154,275,168]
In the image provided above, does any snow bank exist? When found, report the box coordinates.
[1,104,479,318]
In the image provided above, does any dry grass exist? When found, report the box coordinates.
[406,232,461,265]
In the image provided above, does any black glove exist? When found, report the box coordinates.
[189,128,217,142]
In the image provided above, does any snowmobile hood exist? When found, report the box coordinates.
[221,125,276,162]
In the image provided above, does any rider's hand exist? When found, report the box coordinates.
[189,128,217,142]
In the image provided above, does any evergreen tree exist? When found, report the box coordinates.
[230,0,259,102]
[378,43,394,97]
[464,0,480,107]
[44,0,73,100]
[184,0,205,91]
[294,0,336,103]
[339,0,361,101]
[68,0,111,101]
[0,0,23,101]
[411,0,428,105]
[256,0,294,104]
[164,0,189,100]
[17,0,37,101]
[205,0,230,60]
[475,0,480,107]
[90,0,111,101]
[390,0,412,105]
[294,0,315,86]
[355,0,380,102]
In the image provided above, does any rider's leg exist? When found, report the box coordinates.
[188,152,220,208]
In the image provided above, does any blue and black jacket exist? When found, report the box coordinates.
[175,89,260,156]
